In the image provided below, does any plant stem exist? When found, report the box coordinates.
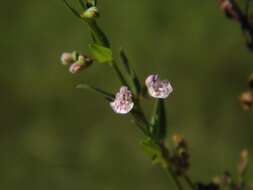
[183,173,195,189]
[164,167,184,190]
[229,0,253,36]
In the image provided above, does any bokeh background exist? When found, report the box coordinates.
[1,0,253,189]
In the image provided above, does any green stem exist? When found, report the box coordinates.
[183,173,195,189]
[88,20,110,47]
[164,168,184,190]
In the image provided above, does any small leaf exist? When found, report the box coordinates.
[150,99,167,141]
[62,0,81,19]
[119,49,131,75]
[119,49,141,96]
[77,84,114,101]
[140,138,168,168]
[140,138,161,156]
[89,43,113,63]
[88,21,110,47]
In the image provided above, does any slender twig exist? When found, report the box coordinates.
[183,173,195,189]
[245,0,252,18]
[165,168,184,190]
[229,0,253,35]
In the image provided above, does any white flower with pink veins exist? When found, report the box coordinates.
[145,74,173,99]
[110,86,134,114]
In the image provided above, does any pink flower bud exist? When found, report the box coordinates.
[110,86,134,114]
[61,52,75,65]
[69,63,83,74]
[218,0,238,20]
[68,54,93,74]
[145,74,173,99]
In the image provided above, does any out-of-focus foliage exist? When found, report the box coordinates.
[0,0,253,190]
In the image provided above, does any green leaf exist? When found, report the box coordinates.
[119,49,141,96]
[62,0,81,19]
[77,84,114,101]
[140,138,161,156]
[88,21,110,47]
[150,99,167,141]
[89,43,113,63]
[140,138,168,168]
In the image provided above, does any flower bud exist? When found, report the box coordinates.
[81,7,99,20]
[172,134,184,146]
[69,63,83,74]
[61,52,75,65]
[238,149,248,176]
[69,54,93,74]
[218,0,238,20]
[239,91,253,110]
[110,86,134,114]
[145,74,173,99]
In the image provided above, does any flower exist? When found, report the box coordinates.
[145,74,173,99]
[110,86,134,114]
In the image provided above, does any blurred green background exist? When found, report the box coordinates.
[1,0,253,189]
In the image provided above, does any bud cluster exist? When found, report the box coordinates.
[171,134,190,175]
[60,51,93,74]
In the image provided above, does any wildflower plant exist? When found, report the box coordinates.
[60,0,252,190]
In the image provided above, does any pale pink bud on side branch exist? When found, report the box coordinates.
[61,53,93,74]
[218,0,238,20]
[69,63,83,74]
[145,74,173,99]
[110,86,134,114]
[61,52,75,65]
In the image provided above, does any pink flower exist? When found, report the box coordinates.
[110,86,134,114]
[145,74,173,99]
